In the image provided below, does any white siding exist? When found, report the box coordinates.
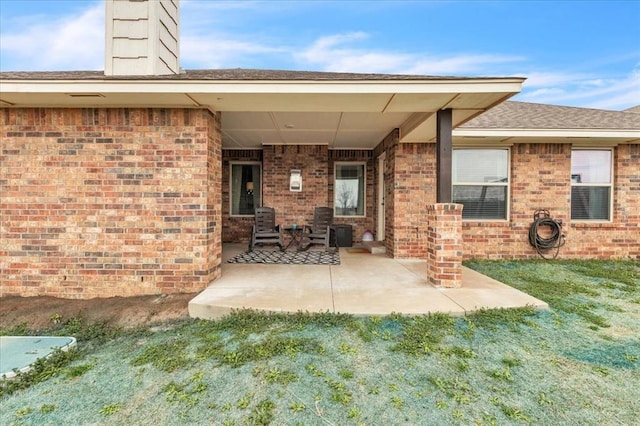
[105,0,180,76]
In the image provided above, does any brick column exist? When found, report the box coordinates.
[426,203,463,288]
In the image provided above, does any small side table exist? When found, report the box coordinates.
[284,227,303,250]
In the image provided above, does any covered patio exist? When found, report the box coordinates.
[188,244,548,319]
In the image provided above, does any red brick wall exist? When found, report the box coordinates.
[220,145,332,246]
[462,143,570,259]
[462,143,640,260]
[263,145,329,230]
[0,107,222,298]
[378,141,638,260]
[387,142,437,258]
[221,146,377,247]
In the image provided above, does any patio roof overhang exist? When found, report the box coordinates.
[0,75,525,149]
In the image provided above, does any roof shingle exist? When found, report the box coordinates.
[462,101,640,130]
[0,68,495,81]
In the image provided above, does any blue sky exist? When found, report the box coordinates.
[1,0,639,110]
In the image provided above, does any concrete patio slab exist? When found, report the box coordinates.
[332,287,466,316]
[330,251,428,289]
[440,268,549,312]
[189,259,335,319]
[188,244,549,320]
[189,285,335,319]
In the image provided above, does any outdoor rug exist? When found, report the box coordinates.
[227,250,340,265]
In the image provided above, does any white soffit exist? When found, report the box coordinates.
[0,78,524,108]
[271,111,342,129]
[193,93,394,112]
[333,129,392,148]
[0,92,199,107]
[222,129,276,148]
[400,108,484,143]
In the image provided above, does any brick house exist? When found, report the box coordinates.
[1,0,639,299]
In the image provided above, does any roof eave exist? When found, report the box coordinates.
[454,128,640,138]
[0,77,526,95]
[453,128,640,145]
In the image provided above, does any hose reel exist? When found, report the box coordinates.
[528,209,566,260]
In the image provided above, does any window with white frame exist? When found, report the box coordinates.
[452,149,509,220]
[571,149,612,221]
[230,162,261,216]
[334,163,365,217]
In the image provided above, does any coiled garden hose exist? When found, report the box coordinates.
[528,210,566,260]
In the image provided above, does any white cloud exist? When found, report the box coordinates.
[521,71,591,88]
[404,54,525,76]
[574,69,640,110]
[523,87,567,98]
[517,66,640,110]
[296,32,523,76]
[179,0,293,69]
[0,2,104,71]
[295,32,393,70]
[302,32,370,55]
[181,35,285,69]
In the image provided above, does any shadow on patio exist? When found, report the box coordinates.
[188,244,548,320]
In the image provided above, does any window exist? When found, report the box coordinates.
[453,149,509,220]
[334,163,365,217]
[230,162,261,216]
[571,149,612,221]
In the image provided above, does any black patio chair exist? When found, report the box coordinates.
[301,206,334,251]
[250,207,284,251]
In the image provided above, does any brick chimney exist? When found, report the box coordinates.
[105,0,180,76]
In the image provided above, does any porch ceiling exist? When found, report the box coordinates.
[0,76,525,149]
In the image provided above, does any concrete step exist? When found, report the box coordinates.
[362,241,386,254]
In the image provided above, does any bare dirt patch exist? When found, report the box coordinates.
[0,293,196,331]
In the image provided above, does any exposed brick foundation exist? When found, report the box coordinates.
[426,204,463,288]
[0,107,222,298]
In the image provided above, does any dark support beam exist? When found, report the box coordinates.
[436,108,453,203]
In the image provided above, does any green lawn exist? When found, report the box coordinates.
[1,260,638,425]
